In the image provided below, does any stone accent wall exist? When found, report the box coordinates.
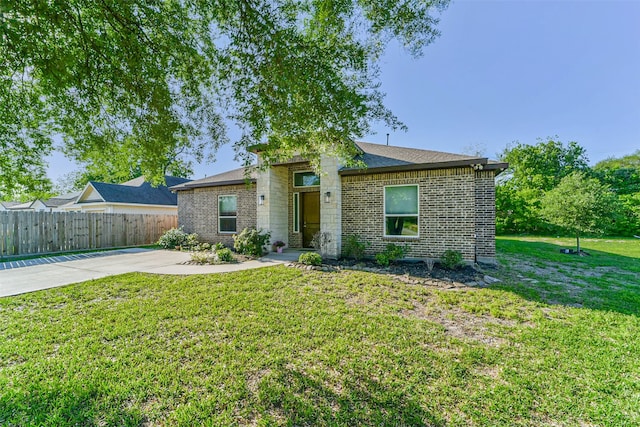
[475,170,497,263]
[320,155,342,259]
[341,167,496,262]
[257,165,289,249]
[177,184,257,247]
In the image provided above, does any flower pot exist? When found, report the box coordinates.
[276,246,283,254]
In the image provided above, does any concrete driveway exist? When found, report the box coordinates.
[0,248,295,298]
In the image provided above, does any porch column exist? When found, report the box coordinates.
[320,155,342,259]
[256,163,288,251]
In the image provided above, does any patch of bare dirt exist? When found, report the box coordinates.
[400,302,514,346]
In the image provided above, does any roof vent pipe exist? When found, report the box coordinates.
[386,133,389,146]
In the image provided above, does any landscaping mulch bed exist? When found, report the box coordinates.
[288,258,501,288]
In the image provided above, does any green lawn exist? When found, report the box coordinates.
[1,237,639,426]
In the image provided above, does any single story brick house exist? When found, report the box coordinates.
[171,141,507,264]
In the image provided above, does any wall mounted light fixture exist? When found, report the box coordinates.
[324,191,331,203]
[259,194,265,205]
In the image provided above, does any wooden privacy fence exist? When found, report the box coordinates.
[0,211,178,257]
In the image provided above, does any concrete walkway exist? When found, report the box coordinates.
[0,248,302,298]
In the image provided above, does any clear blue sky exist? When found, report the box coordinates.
[48,0,640,183]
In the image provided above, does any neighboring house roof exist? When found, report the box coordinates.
[0,201,20,210]
[339,141,507,175]
[171,167,257,191]
[5,200,46,210]
[44,192,81,208]
[77,176,192,206]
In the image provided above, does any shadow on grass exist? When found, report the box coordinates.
[0,386,144,427]
[256,365,443,426]
[493,239,640,317]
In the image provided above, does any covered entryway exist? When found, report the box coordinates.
[301,192,320,248]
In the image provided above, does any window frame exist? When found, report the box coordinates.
[218,194,238,234]
[293,192,300,233]
[293,171,321,188]
[383,184,420,238]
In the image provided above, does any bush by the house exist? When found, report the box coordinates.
[342,234,370,261]
[441,249,464,270]
[157,227,199,250]
[298,252,322,266]
[233,228,271,257]
[190,247,236,264]
[375,243,408,267]
[216,247,234,263]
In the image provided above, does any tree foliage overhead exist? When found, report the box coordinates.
[1,0,450,194]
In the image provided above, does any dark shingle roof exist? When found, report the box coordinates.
[340,141,488,173]
[84,176,191,206]
[171,167,256,191]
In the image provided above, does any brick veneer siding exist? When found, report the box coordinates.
[474,170,497,263]
[341,167,496,262]
[177,184,257,247]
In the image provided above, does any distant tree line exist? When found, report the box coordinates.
[497,137,640,237]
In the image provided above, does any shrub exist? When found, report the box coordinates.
[157,227,199,249]
[215,247,234,263]
[375,243,408,267]
[190,251,213,264]
[189,247,236,264]
[213,242,225,251]
[298,252,322,266]
[233,228,271,257]
[342,235,370,261]
[441,250,464,270]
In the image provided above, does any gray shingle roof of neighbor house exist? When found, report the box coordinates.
[0,201,21,209]
[339,141,508,175]
[44,192,81,208]
[170,167,257,191]
[83,176,192,205]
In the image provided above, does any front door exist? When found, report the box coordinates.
[302,192,320,248]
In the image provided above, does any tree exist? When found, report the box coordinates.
[1,0,450,191]
[496,137,590,233]
[593,150,640,195]
[540,172,618,254]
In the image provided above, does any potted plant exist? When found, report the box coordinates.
[273,240,286,253]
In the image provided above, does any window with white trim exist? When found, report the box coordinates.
[384,185,419,237]
[293,171,320,187]
[218,195,237,233]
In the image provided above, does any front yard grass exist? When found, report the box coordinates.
[0,237,638,426]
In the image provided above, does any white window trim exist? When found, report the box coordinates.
[293,192,300,233]
[293,170,321,188]
[218,194,238,234]
[383,184,420,238]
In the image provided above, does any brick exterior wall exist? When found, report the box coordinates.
[177,184,257,247]
[341,167,497,262]
[474,170,497,262]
